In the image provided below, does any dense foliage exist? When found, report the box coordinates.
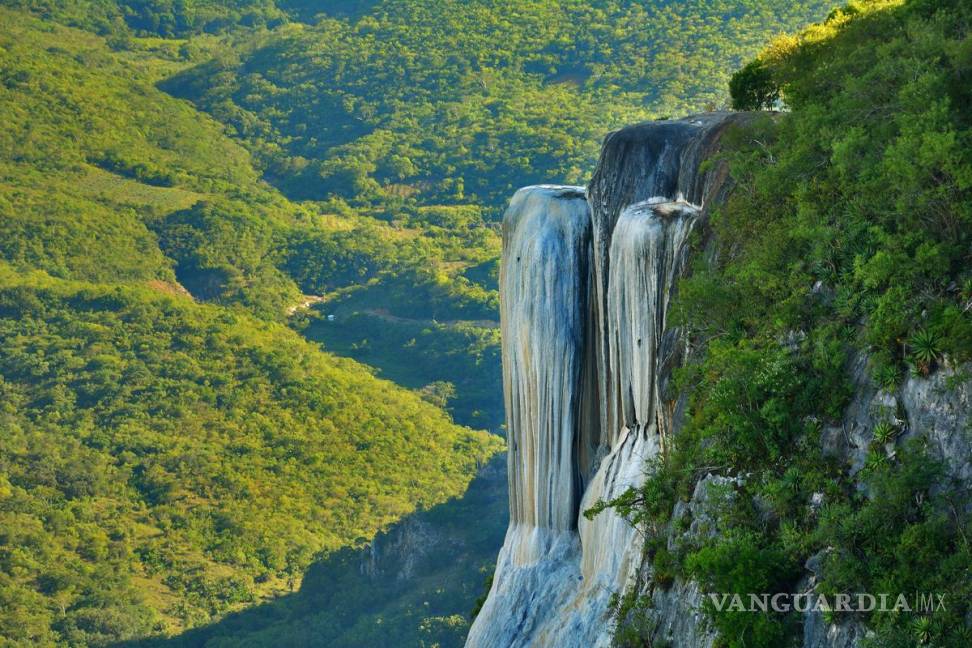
[1,0,286,37]
[0,267,501,645]
[162,0,835,208]
[0,9,505,644]
[595,1,972,646]
[121,457,508,648]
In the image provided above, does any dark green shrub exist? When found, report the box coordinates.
[729,59,780,110]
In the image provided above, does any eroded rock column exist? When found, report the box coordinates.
[466,185,593,648]
[501,185,592,544]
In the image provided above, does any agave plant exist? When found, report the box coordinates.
[912,616,932,645]
[910,328,942,375]
[863,450,889,475]
[962,277,972,298]
[874,364,899,391]
[872,420,897,445]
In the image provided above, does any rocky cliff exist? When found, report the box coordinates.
[467,114,746,648]
[467,113,972,647]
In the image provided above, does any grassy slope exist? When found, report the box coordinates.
[0,10,501,645]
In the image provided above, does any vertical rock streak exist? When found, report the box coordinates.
[578,199,699,587]
[468,115,739,648]
[500,185,591,538]
[608,200,700,436]
[587,113,742,450]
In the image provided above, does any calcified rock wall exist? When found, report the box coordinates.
[500,185,591,560]
[586,113,741,448]
[607,200,699,437]
[467,114,744,648]
[578,199,699,588]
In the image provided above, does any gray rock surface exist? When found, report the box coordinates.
[901,363,972,485]
[469,114,744,648]
[800,551,871,648]
[587,113,749,450]
[821,352,902,478]
[802,360,972,646]
[467,189,705,647]
[646,474,742,648]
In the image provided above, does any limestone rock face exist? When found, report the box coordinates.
[645,474,741,648]
[500,185,592,543]
[468,115,742,648]
[900,363,972,485]
[820,353,972,488]
[607,200,699,438]
[465,184,593,648]
[587,113,746,447]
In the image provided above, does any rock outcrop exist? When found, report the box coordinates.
[467,115,744,648]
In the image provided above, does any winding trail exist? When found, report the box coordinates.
[286,294,326,316]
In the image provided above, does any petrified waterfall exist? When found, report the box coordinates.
[501,185,592,554]
[467,114,742,648]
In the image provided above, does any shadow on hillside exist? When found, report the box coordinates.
[276,0,383,24]
[113,455,508,648]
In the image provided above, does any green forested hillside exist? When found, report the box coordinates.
[0,9,502,645]
[147,0,837,442]
[0,8,297,315]
[1,0,286,37]
[153,0,838,439]
[162,0,836,207]
[0,268,500,645]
